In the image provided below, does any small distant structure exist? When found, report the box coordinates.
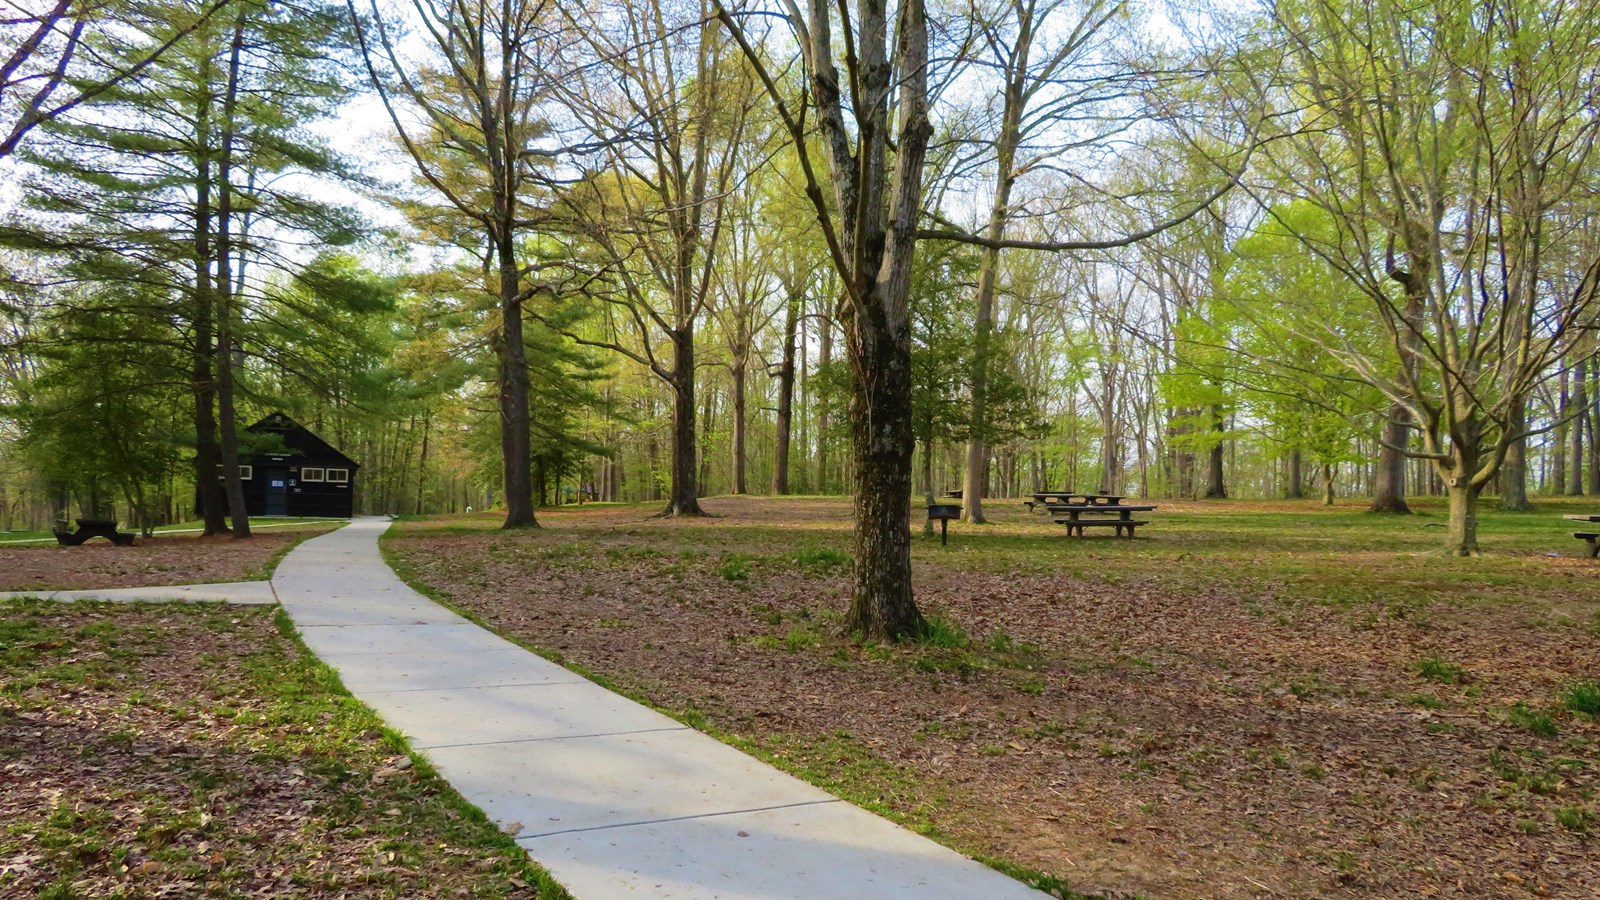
[216,413,360,518]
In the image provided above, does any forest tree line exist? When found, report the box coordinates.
[3,0,1598,633]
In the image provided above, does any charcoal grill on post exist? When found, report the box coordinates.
[926,503,961,546]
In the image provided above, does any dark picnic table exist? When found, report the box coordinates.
[1048,501,1156,537]
[1564,514,1600,558]
[54,518,135,546]
[1023,491,1156,537]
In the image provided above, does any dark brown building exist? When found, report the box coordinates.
[231,413,359,518]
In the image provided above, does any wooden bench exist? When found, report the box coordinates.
[1052,517,1149,537]
[1576,533,1599,558]
[54,518,135,546]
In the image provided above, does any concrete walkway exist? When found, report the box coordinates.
[3,517,1045,897]
[273,518,1044,899]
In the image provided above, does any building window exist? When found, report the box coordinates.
[302,467,325,482]
[326,468,349,483]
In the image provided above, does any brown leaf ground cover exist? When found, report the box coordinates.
[386,496,1600,900]
[0,600,565,898]
[0,523,339,592]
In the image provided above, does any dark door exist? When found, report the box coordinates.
[265,469,288,516]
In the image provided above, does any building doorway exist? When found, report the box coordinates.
[264,469,289,516]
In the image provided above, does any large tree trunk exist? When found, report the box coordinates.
[1098,408,1118,494]
[214,16,250,538]
[1588,363,1599,494]
[731,360,747,494]
[663,328,705,516]
[845,302,923,639]
[959,118,1021,524]
[1203,404,1226,498]
[1373,257,1428,513]
[1369,407,1412,512]
[773,289,798,494]
[1569,357,1587,494]
[1287,447,1303,499]
[496,233,538,528]
[1444,476,1484,557]
[816,306,833,494]
[1554,365,1569,493]
[920,439,935,537]
[1320,462,1335,505]
[415,412,430,515]
[1499,395,1533,511]
[191,60,226,537]
[1169,409,1195,498]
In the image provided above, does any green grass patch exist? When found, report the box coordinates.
[793,546,850,572]
[1415,656,1466,684]
[1556,806,1594,832]
[914,615,970,649]
[1562,680,1600,716]
[1508,701,1560,737]
[718,552,752,581]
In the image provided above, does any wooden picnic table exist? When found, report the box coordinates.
[1049,502,1155,538]
[54,517,135,546]
[1564,514,1600,558]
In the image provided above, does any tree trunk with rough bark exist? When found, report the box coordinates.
[773,289,798,494]
[731,357,747,494]
[190,58,226,537]
[664,329,704,516]
[1203,405,1226,498]
[1445,476,1484,557]
[214,15,250,538]
[1370,407,1412,512]
[1570,358,1587,495]
[1499,396,1533,511]
[846,304,922,638]
[816,304,832,494]
[496,230,537,528]
[1554,365,1569,493]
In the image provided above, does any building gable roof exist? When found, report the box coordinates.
[244,412,360,469]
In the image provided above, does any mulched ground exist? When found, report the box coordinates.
[388,497,1600,900]
[0,601,553,898]
[0,524,338,591]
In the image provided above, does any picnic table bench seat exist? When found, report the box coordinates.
[1056,518,1145,531]
[1575,532,1600,559]
[1562,515,1600,558]
[1565,515,1600,557]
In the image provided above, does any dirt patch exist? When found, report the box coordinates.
[0,524,338,591]
[0,600,555,898]
[388,500,1600,900]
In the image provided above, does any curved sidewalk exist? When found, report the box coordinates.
[272,518,1045,899]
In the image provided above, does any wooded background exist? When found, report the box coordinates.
[3,0,1597,565]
